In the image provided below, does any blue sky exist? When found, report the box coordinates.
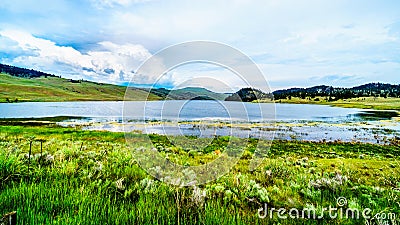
[0,0,399,91]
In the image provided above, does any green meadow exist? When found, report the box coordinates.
[0,73,161,102]
[0,125,399,224]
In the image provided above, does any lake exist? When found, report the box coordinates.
[0,100,372,121]
[0,100,399,143]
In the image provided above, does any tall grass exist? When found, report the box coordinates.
[0,125,399,224]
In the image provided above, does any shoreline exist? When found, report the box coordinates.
[0,117,399,145]
[258,96,400,112]
[2,97,400,113]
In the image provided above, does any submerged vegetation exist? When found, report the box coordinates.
[0,125,399,224]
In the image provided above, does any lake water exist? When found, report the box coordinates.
[0,100,368,121]
[0,101,399,143]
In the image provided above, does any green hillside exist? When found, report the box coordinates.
[0,73,161,102]
[0,64,234,102]
[146,87,229,100]
[167,87,229,100]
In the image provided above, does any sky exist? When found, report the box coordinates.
[0,0,400,91]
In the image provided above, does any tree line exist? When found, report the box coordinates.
[272,83,400,101]
[225,83,400,102]
[0,63,58,78]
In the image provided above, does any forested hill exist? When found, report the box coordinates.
[224,83,400,102]
[273,83,400,100]
[225,88,273,102]
[0,64,58,78]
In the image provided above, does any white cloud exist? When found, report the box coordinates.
[90,0,151,8]
[0,34,35,60]
[0,30,153,84]
[86,41,152,82]
[1,0,400,89]
[156,63,253,92]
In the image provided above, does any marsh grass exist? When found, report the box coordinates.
[0,125,399,224]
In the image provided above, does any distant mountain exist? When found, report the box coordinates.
[225,88,273,102]
[148,87,229,100]
[159,87,228,100]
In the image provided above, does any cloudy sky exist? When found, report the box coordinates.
[0,0,399,91]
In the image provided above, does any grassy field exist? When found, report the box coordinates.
[0,73,161,102]
[258,96,400,111]
[0,125,399,224]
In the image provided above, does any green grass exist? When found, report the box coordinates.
[0,73,161,102]
[259,96,400,111]
[0,125,399,224]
